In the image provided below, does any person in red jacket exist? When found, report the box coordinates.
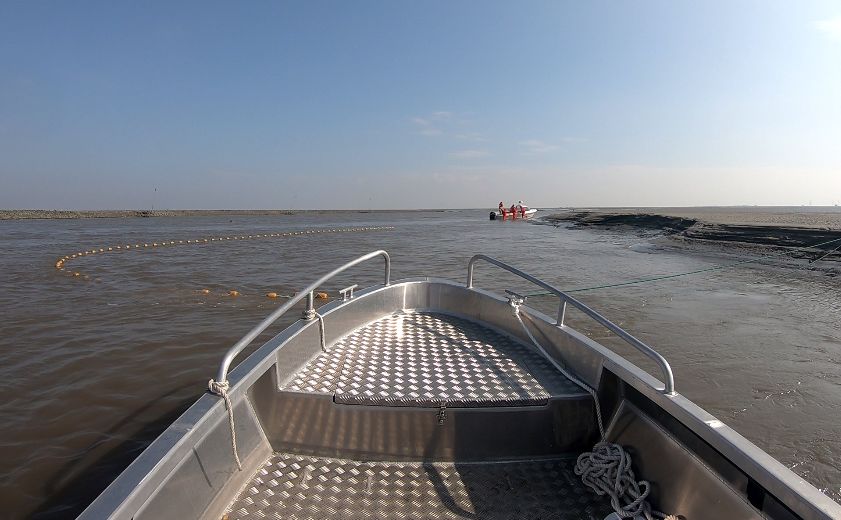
[510,203,517,219]
[498,201,506,220]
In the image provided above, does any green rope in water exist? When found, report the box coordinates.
[523,235,841,297]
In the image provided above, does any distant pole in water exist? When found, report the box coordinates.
[152,187,157,211]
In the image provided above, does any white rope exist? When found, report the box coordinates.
[205,307,325,474]
[316,313,326,352]
[302,308,327,352]
[208,378,242,471]
[512,304,675,520]
[576,442,672,519]
[513,308,604,435]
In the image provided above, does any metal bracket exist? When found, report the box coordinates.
[437,404,446,425]
[339,284,359,302]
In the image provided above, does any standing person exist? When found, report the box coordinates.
[498,201,506,220]
[510,203,517,219]
[518,200,527,218]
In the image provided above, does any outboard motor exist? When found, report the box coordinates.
[489,212,497,220]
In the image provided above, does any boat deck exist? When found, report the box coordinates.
[224,313,608,518]
[283,312,586,406]
[225,453,612,520]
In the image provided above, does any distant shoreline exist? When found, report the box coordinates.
[0,208,451,220]
[544,208,841,252]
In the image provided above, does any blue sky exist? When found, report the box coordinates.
[1,1,840,209]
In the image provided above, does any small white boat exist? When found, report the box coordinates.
[490,207,537,220]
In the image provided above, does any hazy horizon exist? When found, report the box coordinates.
[2,1,840,209]
[5,205,841,213]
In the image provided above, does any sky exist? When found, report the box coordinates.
[1,1,840,210]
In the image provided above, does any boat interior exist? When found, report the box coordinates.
[80,251,841,520]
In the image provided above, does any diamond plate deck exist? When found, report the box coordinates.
[284,312,585,407]
[225,453,612,520]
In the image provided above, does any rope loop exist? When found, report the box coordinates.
[208,378,242,471]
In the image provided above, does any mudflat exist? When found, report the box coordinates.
[577,206,841,229]
[546,207,841,251]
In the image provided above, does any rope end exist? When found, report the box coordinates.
[207,378,242,471]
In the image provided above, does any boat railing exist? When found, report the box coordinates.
[215,250,391,385]
[466,254,675,395]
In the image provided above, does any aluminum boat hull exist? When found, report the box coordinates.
[80,253,841,520]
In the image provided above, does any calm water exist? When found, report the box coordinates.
[1,209,840,518]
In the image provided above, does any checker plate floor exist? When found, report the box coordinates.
[225,452,612,520]
[284,312,585,407]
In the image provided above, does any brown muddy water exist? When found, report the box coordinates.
[1,209,840,518]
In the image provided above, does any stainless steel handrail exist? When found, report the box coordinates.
[466,254,675,395]
[215,250,391,384]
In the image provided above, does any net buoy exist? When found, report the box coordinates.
[228,290,240,297]
[315,292,329,300]
[200,289,211,295]
[266,292,278,299]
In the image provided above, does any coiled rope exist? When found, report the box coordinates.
[511,301,676,520]
[576,442,670,520]
[207,379,242,471]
